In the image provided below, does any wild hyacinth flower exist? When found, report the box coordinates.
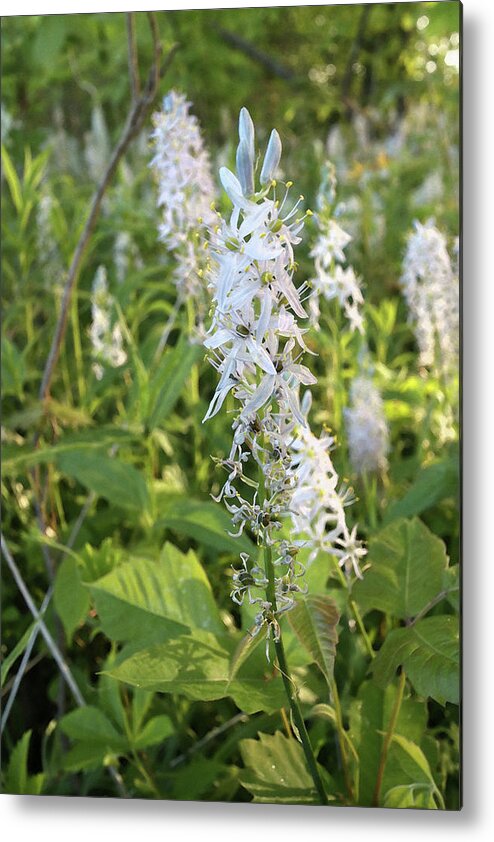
[290,392,366,578]
[113,231,143,284]
[204,109,364,647]
[344,374,389,475]
[150,91,216,339]
[36,189,63,286]
[309,162,364,334]
[84,105,111,184]
[400,219,459,379]
[90,266,127,380]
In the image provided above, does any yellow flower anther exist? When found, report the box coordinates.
[286,181,293,188]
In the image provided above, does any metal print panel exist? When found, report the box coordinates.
[1,1,461,810]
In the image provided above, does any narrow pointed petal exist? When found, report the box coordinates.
[238,107,255,159]
[236,139,255,197]
[260,129,282,185]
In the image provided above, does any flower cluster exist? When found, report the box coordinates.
[309,162,364,334]
[400,219,459,378]
[84,105,111,184]
[90,266,127,380]
[150,91,216,334]
[290,392,366,577]
[114,231,143,285]
[204,109,363,646]
[344,374,389,475]
[36,189,63,286]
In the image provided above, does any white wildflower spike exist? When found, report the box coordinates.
[204,109,364,644]
[344,374,389,475]
[150,90,216,336]
[90,266,127,380]
[36,189,62,284]
[309,161,364,333]
[289,391,366,577]
[84,105,111,183]
[113,231,143,284]
[400,219,459,380]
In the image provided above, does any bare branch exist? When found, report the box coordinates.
[38,16,169,403]
[213,25,295,81]
[126,13,140,102]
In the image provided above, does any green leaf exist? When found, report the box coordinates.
[2,730,44,795]
[383,783,437,809]
[90,542,223,641]
[443,565,460,612]
[53,556,90,641]
[1,144,22,212]
[385,458,459,522]
[147,338,202,430]
[2,426,138,474]
[1,336,26,398]
[105,631,286,714]
[228,628,263,681]
[156,497,254,555]
[133,715,174,750]
[1,622,36,685]
[372,616,459,704]
[353,517,448,620]
[239,731,334,804]
[381,734,443,809]
[349,680,427,806]
[287,595,339,689]
[59,706,127,752]
[57,450,149,512]
[169,757,231,802]
[62,742,113,773]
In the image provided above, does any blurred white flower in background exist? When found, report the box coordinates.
[400,218,459,380]
[309,162,364,333]
[344,374,389,475]
[90,266,127,380]
[113,231,143,285]
[150,91,216,338]
[84,105,111,184]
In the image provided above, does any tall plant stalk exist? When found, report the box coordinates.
[265,543,329,805]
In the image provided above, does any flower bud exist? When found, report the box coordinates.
[236,139,255,197]
[238,107,255,159]
[260,129,282,185]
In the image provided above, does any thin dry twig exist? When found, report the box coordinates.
[126,13,141,102]
[38,13,165,403]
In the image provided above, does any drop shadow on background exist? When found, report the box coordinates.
[4,1,481,832]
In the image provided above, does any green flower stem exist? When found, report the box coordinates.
[329,677,354,800]
[333,561,375,660]
[185,297,202,477]
[186,297,200,405]
[372,668,406,807]
[264,543,329,806]
[70,288,86,404]
[361,471,378,531]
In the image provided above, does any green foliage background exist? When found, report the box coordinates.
[1,2,460,808]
